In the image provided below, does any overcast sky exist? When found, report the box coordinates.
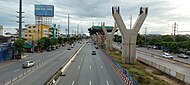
[0,0,190,35]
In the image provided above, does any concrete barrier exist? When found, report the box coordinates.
[176,72,185,81]
[159,65,165,72]
[185,76,190,84]
[114,46,190,84]
[170,69,176,77]
[155,64,160,69]
[164,67,170,75]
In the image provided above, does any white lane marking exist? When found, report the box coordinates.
[90,66,91,70]
[14,68,21,72]
[78,66,80,70]
[0,68,8,72]
[81,58,83,61]
[36,59,40,62]
[89,81,92,85]
[72,81,75,85]
[101,65,103,69]
[106,80,109,85]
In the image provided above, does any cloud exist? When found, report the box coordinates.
[0,0,190,35]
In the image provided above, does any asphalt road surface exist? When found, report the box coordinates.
[113,42,190,64]
[112,42,190,79]
[9,42,83,85]
[0,44,72,83]
[56,43,124,85]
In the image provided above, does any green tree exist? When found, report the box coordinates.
[50,38,57,45]
[137,34,145,46]
[58,37,64,44]
[175,35,190,42]
[38,38,45,50]
[162,35,174,42]
[14,38,25,56]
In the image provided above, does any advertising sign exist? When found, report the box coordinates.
[35,4,54,17]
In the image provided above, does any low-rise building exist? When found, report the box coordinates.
[24,24,50,41]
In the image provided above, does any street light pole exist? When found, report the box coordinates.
[68,14,70,41]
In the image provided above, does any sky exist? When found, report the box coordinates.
[0,0,190,35]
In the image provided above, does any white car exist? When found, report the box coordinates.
[22,61,35,68]
[177,54,189,59]
[162,53,173,59]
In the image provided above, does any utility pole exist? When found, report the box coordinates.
[173,22,177,36]
[145,27,147,46]
[173,22,177,42]
[77,24,79,35]
[17,0,24,38]
[68,14,70,41]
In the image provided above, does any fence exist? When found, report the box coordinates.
[99,47,139,85]
[0,58,49,85]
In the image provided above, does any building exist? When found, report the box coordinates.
[50,24,60,38]
[24,24,50,41]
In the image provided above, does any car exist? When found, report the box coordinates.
[22,61,35,68]
[67,47,71,50]
[47,47,52,51]
[177,54,189,59]
[95,45,98,49]
[162,52,173,59]
[62,44,65,47]
[92,51,96,55]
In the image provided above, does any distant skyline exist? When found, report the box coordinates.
[0,0,190,35]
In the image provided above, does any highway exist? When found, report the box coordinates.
[56,43,124,85]
[0,42,83,85]
[0,44,71,83]
[112,42,190,79]
[113,42,190,64]
[137,47,190,64]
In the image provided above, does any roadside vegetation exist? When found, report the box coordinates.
[105,49,170,85]
[13,36,86,57]
[113,34,190,54]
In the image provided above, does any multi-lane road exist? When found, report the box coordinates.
[112,42,190,80]
[0,42,82,84]
[0,41,124,85]
[56,43,123,85]
[113,42,190,64]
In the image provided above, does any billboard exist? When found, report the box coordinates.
[35,5,54,17]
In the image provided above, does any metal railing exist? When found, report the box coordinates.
[1,58,49,85]
[99,47,139,85]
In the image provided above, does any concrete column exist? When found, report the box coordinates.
[93,34,98,44]
[102,23,117,51]
[112,6,148,64]
[96,33,102,46]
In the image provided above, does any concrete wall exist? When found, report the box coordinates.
[137,57,189,84]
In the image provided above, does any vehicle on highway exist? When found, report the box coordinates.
[62,44,65,47]
[162,52,173,59]
[47,47,52,51]
[95,45,98,49]
[67,47,71,50]
[92,50,96,55]
[22,61,35,68]
[177,54,189,59]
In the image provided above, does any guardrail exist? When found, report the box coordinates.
[99,47,139,85]
[0,58,49,85]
